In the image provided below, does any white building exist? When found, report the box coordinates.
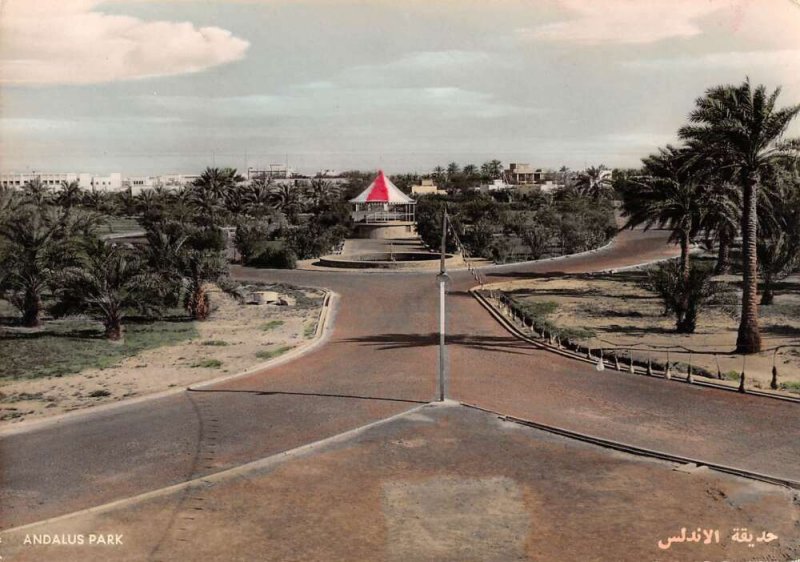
[0,172,122,191]
[477,178,512,193]
[411,179,446,196]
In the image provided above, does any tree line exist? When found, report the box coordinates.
[621,79,800,351]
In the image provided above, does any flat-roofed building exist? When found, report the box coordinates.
[411,179,445,196]
[0,172,121,191]
[506,163,535,185]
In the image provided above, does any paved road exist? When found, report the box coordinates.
[1,228,799,530]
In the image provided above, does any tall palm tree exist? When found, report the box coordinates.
[575,165,613,200]
[679,79,800,353]
[621,146,702,280]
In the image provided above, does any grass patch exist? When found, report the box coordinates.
[509,296,595,341]
[201,340,229,346]
[516,300,559,317]
[191,359,223,369]
[260,320,285,332]
[0,315,198,381]
[255,345,294,361]
[303,322,317,338]
[724,370,741,381]
[780,381,800,394]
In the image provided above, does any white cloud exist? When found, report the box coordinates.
[0,0,250,85]
[623,49,800,70]
[144,86,538,120]
[517,0,726,45]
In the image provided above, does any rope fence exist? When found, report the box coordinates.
[481,289,800,396]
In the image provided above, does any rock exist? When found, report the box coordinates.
[246,291,280,305]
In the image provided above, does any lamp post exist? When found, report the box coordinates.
[436,207,450,402]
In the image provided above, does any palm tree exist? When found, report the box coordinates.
[621,146,703,280]
[679,79,800,353]
[58,239,158,340]
[244,179,274,219]
[57,181,84,209]
[190,167,244,227]
[179,248,229,321]
[446,162,461,179]
[757,173,800,304]
[305,178,340,210]
[698,179,740,274]
[480,160,503,180]
[269,183,303,223]
[21,178,52,206]
[575,165,613,200]
[0,204,92,326]
[462,164,478,179]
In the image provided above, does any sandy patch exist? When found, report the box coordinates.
[494,274,800,391]
[0,288,325,426]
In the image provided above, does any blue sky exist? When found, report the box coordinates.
[2,0,800,175]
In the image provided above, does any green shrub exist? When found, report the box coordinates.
[248,246,297,269]
[201,340,229,346]
[260,320,285,331]
[191,358,223,368]
[255,345,294,360]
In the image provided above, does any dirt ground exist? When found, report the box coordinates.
[495,273,800,392]
[0,287,325,426]
[2,404,797,562]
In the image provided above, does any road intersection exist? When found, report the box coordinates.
[1,228,799,560]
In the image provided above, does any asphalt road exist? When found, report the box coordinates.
[2,228,799,531]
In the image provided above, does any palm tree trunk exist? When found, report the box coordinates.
[188,283,210,320]
[714,230,731,275]
[760,272,775,305]
[22,287,43,328]
[679,230,690,281]
[104,315,123,341]
[736,174,762,353]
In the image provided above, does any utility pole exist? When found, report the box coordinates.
[436,206,449,402]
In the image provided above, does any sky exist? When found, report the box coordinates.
[1,0,800,176]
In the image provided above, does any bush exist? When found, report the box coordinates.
[639,261,723,333]
[234,221,271,264]
[247,246,297,269]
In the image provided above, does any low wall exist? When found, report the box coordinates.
[318,252,461,270]
[353,222,416,240]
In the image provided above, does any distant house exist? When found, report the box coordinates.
[477,178,512,193]
[411,179,446,196]
[505,163,535,185]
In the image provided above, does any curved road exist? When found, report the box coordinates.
[2,228,799,530]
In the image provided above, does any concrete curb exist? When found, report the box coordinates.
[470,288,800,405]
[0,402,428,535]
[0,290,338,437]
[461,402,800,490]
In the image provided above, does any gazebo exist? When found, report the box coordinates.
[350,171,417,239]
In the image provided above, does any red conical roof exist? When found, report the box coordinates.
[350,170,414,204]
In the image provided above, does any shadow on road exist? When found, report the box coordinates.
[187,388,428,405]
[342,332,533,355]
